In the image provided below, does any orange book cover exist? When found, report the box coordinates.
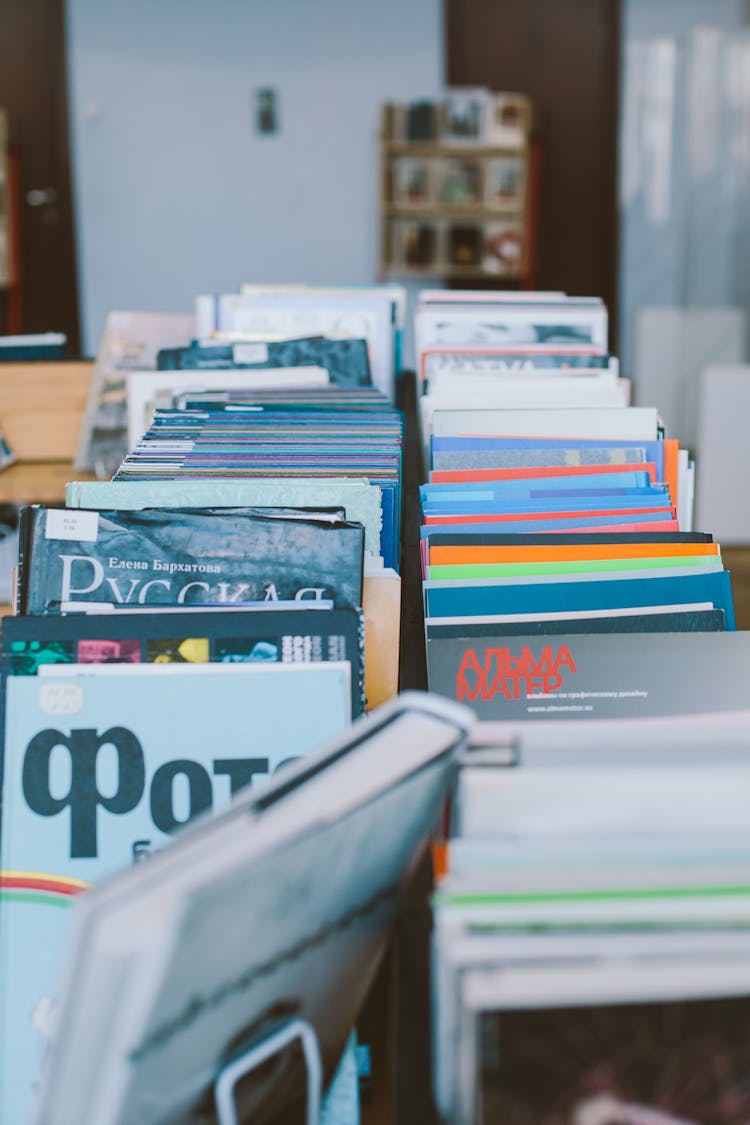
[362,570,401,710]
[428,542,719,565]
[663,439,680,506]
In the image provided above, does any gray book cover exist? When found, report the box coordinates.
[427,631,750,720]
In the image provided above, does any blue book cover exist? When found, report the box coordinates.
[420,511,678,537]
[1,604,366,718]
[0,662,352,1124]
[420,472,657,500]
[156,336,372,388]
[430,435,666,479]
[421,496,671,516]
[422,531,714,547]
[423,571,736,628]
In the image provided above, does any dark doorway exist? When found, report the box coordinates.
[0,0,80,353]
[445,0,621,350]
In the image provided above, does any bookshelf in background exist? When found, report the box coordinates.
[379,89,540,286]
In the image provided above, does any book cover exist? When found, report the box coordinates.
[18,507,365,614]
[426,630,750,719]
[2,605,366,717]
[427,556,722,580]
[65,478,384,560]
[426,608,726,639]
[423,572,736,628]
[0,661,352,1124]
[156,335,372,388]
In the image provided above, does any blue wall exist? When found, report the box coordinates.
[66,0,444,353]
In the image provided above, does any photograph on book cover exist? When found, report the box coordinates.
[484,92,532,147]
[478,996,750,1125]
[392,218,441,270]
[482,221,524,275]
[442,89,487,144]
[484,155,526,210]
[392,156,434,207]
[437,158,482,207]
[448,223,483,267]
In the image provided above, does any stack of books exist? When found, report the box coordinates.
[433,715,750,1124]
[0,283,407,1123]
[417,290,750,1123]
[415,289,742,720]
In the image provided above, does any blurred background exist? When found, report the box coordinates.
[1,0,750,365]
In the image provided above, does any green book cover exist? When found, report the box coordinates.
[428,555,723,580]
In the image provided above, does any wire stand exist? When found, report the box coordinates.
[214,1017,323,1125]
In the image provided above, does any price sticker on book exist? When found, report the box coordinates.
[45,510,99,542]
[38,681,85,716]
[233,343,269,365]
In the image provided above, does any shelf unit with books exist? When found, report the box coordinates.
[0,294,430,1125]
[378,93,541,286]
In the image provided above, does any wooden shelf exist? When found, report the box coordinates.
[381,263,523,281]
[379,106,540,289]
[384,203,523,219]
[383,141,527,158]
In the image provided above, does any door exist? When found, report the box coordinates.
[0,0,80,352]
[445,0,621,348]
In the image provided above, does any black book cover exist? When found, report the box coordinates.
[406,101,437,141]
[426,608,726,639]
[2,605,366,716]
[156,335,372,387]
[19,506,365,614]
[424,531,715,547]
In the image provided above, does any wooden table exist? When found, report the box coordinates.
[0,461,96,505]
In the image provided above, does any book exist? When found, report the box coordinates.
[196,290,396,400]
[156,335,372,387]
[0,332,66,362]
[0,660,355,1125]
[28,692,473,1125]
[110,396,403,569]
[65,477,384,560]
[125,365,330,447]
[426,630,750,719]
[415,297,608,357]
[423,571,736,628]
[2,604,366,717]
[74,310,195,476]
[425,608,726,638]
[17,506,365,614]
[361,568,401,708]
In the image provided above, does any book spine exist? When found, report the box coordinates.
[14,505,33,615]
[356,607,367,714]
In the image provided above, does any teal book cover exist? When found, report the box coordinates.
[0,661,351,1124]
[65,477,384,558]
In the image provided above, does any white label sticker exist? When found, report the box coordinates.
[233,343,269,365]
[45,510,99,542]
[38,682,85,716]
